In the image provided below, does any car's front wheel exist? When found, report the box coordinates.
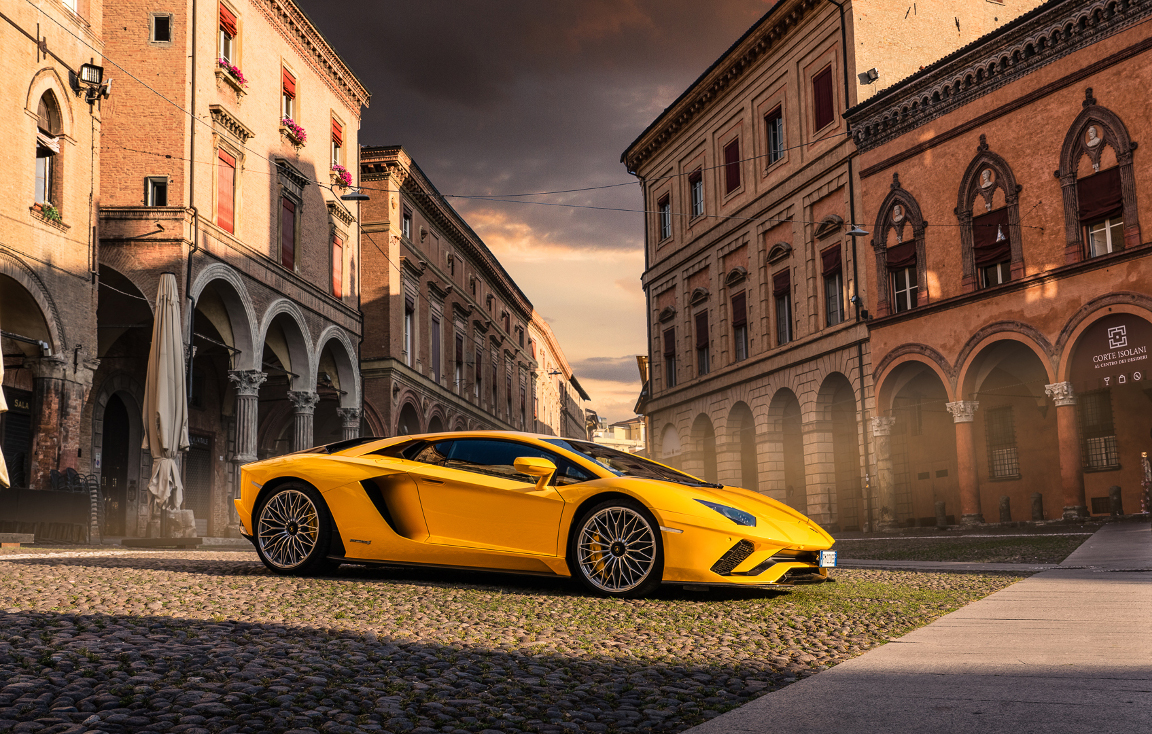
[569,498,664,598]
[254,482,335,575]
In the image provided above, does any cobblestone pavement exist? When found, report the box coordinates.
[0,551,1023,734]
[832,533,1091,564]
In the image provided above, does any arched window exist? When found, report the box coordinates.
[1057,89,1140,263]
[955,135,1023,292]
[871,173,926,316]
[35,91,63,210]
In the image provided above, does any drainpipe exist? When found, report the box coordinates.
[185,0,199,391]
[628,168,652,458]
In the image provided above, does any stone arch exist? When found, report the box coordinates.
[89,372,148,536]
[1055,294,1152,382]
[360,400,387,438]
[955,134,1025,291]
[689,413,718,483]
[189,263,258,368]
[26,68,74,136]
[0,253,66,354]
[257,299,314,391]
[875,351,955,415]
[765,387,805,511]
[815,371,863,529]
[397,401,422,436]
[314,325,359,409]
[450,416,468,432]
[659,422,682,467]
[955,324,1056,398]
[1057,89,1140,261]
[872,173,928,316]
[727,402,758,492]
[426,407,447,435]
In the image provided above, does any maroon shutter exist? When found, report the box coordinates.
[731,292,747,327]
[280,198,295,269]
[455,334,464,367]
[404,293,414,312]
[1076,167,1123,223]
[821,244,842,275]
[282,68,296,99]
[886,241,916,270]
[217,150,236,233]
[724,139,741,193]
[972,208,1011,267]
[772,268,790,296]
[813,66,835,130]
[219,4,237,36]
[663,328,676,357]
[331,235,343,297]
[695,312,709,349]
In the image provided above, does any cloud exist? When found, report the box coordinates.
[571,356,644,384]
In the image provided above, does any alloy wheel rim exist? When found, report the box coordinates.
[258,489,319,569]
[577,507,656,592]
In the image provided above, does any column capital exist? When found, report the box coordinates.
[946,400,979,423]
[287,390,321,414]
[1044,381,1077,407]
[871,416,897,437]
[228,370,267,397]
[336,407,361,428]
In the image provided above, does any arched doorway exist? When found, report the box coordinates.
[659,424,681,469]
[101,395,131,536]
[817,373,862,530]
[766,389,806,512]
[427,414,444,434]
[690,413,718,483]
[257,309,312,457]
[728,402,758,492]
[398,402,421,435]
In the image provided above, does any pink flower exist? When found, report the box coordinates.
[331,164,352,187]
[217,58,248,87]
[281,117,308,144]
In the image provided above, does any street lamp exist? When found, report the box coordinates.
[340,188,370,202]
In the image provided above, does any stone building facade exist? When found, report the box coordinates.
[528,311,590,439]
[847,0,1152,526]
[622,0,1041,529]
[1,0,105,495]
[358,146,539,438]
[91,0,369,537]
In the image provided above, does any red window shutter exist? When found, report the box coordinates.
[972,208,1011,266]
[723,139,741,194]
[813,66,835,130]
[282,68,296,99]
[1076,167,1123,223]
[217,150,236,233]
[219,3,237,37]
[820,244,842,275]
[280,197,295,270]
[663,328,676,358]
[731,292,748,327]
[695,312,710,349]
[332,235,344,297]
[885,241,916,270]
[772,268,791,296]
[331,119,343,146]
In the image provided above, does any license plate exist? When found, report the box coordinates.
[817,550,837,568]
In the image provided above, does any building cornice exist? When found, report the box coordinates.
[846,0,1152,152]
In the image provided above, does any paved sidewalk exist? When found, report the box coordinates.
[687,521,1152,734]
[839,558,1059,573]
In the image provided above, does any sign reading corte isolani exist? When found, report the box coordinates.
[1071,313,1152,389]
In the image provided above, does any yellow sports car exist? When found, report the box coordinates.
[235,431,836,598]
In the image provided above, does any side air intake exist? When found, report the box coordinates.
[710,540,755,576]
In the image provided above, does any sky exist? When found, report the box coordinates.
[296,0,777,422]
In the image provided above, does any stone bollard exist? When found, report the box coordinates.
[1031,492,1044,521]
[1109,486,1123,517]
[935,501,948,528]
[999,496,1012,523]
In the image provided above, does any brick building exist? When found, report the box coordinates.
[1,0,104,496]
[622,0,1040,529]
[92,0,369,537]
[846,0,1152,525]
[358,146,542,437]
[528,311,590,439]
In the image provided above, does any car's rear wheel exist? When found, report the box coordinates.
[569,498,664,598]
[254,482,335,575]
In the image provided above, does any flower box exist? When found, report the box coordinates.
[280,117,307,147]
[330,164,352,188]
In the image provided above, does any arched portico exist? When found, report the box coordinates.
[765,388,805,512]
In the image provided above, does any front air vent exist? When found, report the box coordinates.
[710,540,755,576]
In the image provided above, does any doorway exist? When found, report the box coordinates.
[101,394,131,536]
[184,432,213,536]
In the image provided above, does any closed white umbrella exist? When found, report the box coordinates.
[0,323,8,488]
[142,272,189,510]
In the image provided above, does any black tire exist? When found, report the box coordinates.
[567,497,664,598]
[253,482,336,576]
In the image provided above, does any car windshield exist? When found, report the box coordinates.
[544,439,720,488]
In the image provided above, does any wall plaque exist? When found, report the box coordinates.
[1070,313,1152,390]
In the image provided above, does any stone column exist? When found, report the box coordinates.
[337,407,362,441]
[801,419,837,526]
[946,400,983,524]
[1045,382,1087,520]
[287,391,320,452]
[871,417,898,530]
[228,370,266,463]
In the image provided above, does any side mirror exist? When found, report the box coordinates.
[513,456,557,491]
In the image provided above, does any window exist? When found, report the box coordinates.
[331,119,343,167]
[402,206,412,240]
[973,208,1011,288]
[506,369,513,418]
[723,139,741,194]
[772,269,791,345]
[1079,390,1119,470]
[492,358,498,410]
[731,292,748,362]
[517,327,524,348]
[152,14,172,43]
[217,149,236,233]
[474,347,482,399]
[146,177,168,206]
[430,314,441,383]
[981,262,1010,288]
[282,68,296,119]
[331,234,344,297]
[821,244,843,326]
[34,92,61,208]
[1078,167,1123,258]
[455,334,464,392]
[657,195,671,240]
[663,328,676,388]
[891,267,917,313]
[279,196,295,269]
[403,295,415,366]
[813,66,835,131]
[985,407,1020,479]
[520,384,527,427]
[765,106,784,164]
[689,171,704,218]
[470,279,477,296]
[695,311,710,376]
[219,3,237,63]
[416,439,592,486]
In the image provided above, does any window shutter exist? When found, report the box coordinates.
[455,334,464,366]
[280,197,295,270]
[695,312,710,350]
[972,208,1011,266]
[731,292,747,327]
[813,66,835,130]
[331,235,343,297]
[663,328,676,358]
[404,293,414,312]
[772,268,790,297]
[723,139,741,193]
[282,68,296,99]
[820,244,842,275]
[331,119,343,146]
[217,150,236,233]
[1076,167,1123,223]
[219,3,238,36]
[885,241,916,270]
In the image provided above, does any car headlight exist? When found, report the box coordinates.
[696,499,757,527]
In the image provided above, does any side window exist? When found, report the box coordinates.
[440,439,592,486]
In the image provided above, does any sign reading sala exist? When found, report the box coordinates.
[1071,313,1152,390]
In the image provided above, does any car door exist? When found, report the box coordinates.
[410,438,579,556]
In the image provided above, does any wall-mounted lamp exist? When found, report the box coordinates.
[846,225,870,237]
[78,63,111,102]
[340,188,369,201]
[858,68,879,85]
